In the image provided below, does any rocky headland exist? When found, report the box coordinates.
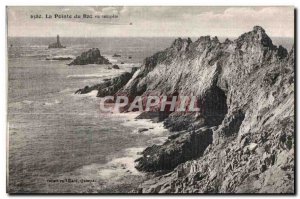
[76,26,294,193]
[68,48,111,65]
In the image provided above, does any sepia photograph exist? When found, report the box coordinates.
[6,6,295,194]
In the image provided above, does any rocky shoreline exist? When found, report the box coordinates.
[76,26,294,193]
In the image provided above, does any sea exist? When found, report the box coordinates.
[7,36,293,193]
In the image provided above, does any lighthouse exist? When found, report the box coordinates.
[57,35,60,45]
[48,34,66,48]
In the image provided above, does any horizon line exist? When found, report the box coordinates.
[7,36,294,39]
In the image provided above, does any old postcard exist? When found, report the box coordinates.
[7,6,295,194]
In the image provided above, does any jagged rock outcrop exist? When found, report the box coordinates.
[132,26,294,193]
[112,64,120,69]
[75,67,138,96]
[68,48,111,65]
[76,26,294,193]
[135,127,213,172]
[96,72,132,97]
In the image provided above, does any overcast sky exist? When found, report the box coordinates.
[7,6,294,38]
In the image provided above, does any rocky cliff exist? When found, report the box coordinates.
[133,26,294,193]
[77,26,294,193]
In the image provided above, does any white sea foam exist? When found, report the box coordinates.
[75,113,169,181]
[22,100,34,105]
[43,99,61,106]
[59,88,72,93]
[47,55,75,59]
[97,147,144,179]
[105,55,118,63]
[83,90,98,98]
[67,74,105,78]
[77,111,170,181]
[77,147,144,181]
[120,63,135,69]
[120,113,168,136]
[72,90,98,99]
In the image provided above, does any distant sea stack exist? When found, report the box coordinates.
[68,48,111,65]
[48,35,66,49]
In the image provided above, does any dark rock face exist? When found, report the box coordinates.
[75,85,99,94]
[112,64,120,69]
[113,53,121,57]
[135,128,213,172]
[97,72,132,97]
[75,26,294,193]
[75,72,133,96]
[138,128,149,133]
[163,113,202,132]
[68,48,111,65]
[133,26,294,193]
[75,67,139,96]
[135,112,163,122]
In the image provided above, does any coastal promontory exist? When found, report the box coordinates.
[75,26,294,193]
